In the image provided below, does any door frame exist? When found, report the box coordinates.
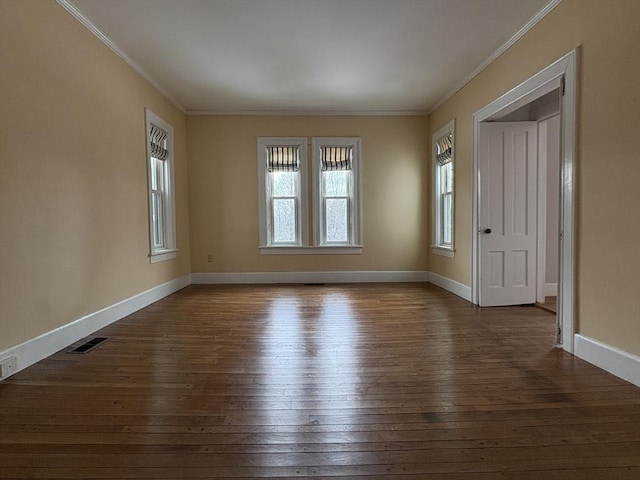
[536,114,561,305]
[471,49,577,353]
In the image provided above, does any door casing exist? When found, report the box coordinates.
[472,49,577,353]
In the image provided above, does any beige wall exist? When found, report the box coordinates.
[0,0,190,350]
[187,115,429,273]
[428,0,640,355]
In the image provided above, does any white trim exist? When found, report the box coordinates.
[187,110,427,116]
[257,137,309,247]
[427,0,563,114]
[431,246,455,258]
[312,137,362,247]
[472,49,577,353]
[428,272,472,302]
[0,275,192,381]
[146,109,177,259]
[260,246,363,255]
[192,271,429,285]
[536,119,549,304]
[149,249,178,263]
[432,120,456,252]
[56,1,186,113]
[574,335,640,387]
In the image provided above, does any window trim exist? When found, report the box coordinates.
[145,109,177,263]
[432,120,455,257]
[257,137,308,248]
[312,137,362,248]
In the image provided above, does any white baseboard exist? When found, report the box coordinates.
[574,334,640,387]
[0,274,192,380]
[192,270,430,284]
[427,272,473,302]
[544,282,558,296]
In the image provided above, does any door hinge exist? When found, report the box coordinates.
[561,76,566,96]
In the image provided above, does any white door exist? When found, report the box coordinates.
[478,122,538,306]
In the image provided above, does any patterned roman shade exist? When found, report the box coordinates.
[150,124,169,161]
[436,133,453,166]
[267,146,300,172]
[321,146,352,171]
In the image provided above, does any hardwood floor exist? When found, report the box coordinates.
[536,296,557,314]
[1,283,639,479]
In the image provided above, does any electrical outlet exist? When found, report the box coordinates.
[0,356,18,379]
[207,254,213,262]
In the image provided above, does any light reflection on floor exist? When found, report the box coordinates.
[261,291,359,431]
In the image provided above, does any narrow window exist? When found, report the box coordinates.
[145,109,176,262]
[312,138,361,246]
[432,120,455,256]
[257,138,308,247]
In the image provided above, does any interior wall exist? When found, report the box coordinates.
[0,0,190,351]
[187,115,429,274]
[428,0,640,355]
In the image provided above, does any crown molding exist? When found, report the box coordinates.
[186,109,428,117]
[427,0,563,114]
[56,0,186,114]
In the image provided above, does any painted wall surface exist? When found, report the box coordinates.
[0,0,191,351]
[428,0,640,355]
[187,115,429,274]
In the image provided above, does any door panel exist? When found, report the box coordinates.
[479,122,538,306]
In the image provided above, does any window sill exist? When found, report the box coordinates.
[149,249,178,263]
[260,245,363,255]
[432,246,455,258]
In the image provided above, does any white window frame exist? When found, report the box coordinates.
[257,137,308,249]
[145,109,177,263]
[432,120,455,257]
[312,137,362,249]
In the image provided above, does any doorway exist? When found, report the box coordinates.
[472,50,577,353]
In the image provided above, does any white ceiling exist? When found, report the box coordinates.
[64,0,555,114]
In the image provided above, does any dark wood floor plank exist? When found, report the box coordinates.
[0,283,638,479]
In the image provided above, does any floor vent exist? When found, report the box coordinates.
[68,337,108,354]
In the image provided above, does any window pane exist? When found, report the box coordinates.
[441,162,452,194]
[323,171,349,196]
[152,191,164,248]
[442,192,452,245]
[151,158,160,190]
[273,198,296,243]
[272,172,296,197]
[325,198,348,243]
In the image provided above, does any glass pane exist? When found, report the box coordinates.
[441,162,452,194]
[152,192,164,248]
[151,158,158,190]
[325,198,348,243]
[273,198,296,243]
[323,171,349,196]
[442,192,452,245]
[272,172,296,197]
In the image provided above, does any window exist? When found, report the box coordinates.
[145,109,176,263]
[257,138,308,247]
[312,138,361,246]
[257,136,362,254]
[432,120,455,256]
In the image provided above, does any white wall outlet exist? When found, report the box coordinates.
[0,356,18,379]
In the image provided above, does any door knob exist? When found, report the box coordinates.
[484,228,492,234]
